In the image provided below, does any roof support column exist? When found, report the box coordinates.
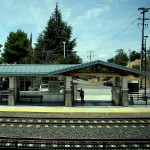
[121,76,129,107]
[64,76,72,107]
[114,77,120,87]
[112,77,121,105]
[16,77,20,102]
[8,77,16,106]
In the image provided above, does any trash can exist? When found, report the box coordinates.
[128,80,139,93]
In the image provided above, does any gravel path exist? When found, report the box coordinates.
[0,124,149,139]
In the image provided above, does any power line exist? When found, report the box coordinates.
[105,20,137,45]
[92,26,138,61]
[92,10,139,52]
[94,18,138,52]
[93,19,139,53]
[103,25,137,49]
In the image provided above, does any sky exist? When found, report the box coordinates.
[0,0,150,62]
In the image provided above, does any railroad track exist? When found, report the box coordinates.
[0,117,150,149]
[0,117,150,125]
[0,137,149,150]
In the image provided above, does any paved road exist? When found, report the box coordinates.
[75,79,112,100]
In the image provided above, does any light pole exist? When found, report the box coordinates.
[0,44,2,64]
[63,41,66,58]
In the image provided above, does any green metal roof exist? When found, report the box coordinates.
[0,60,147,77]
[0,64,76,76]
[47,60,147,76]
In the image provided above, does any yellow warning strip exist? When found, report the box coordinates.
[0,108,150,113]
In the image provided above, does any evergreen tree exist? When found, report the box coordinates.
[2,30,32,64]
[34,3,81,64]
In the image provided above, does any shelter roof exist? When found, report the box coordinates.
[0,60,147,77]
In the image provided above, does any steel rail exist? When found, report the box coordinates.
[0,136,150,142]
[0,136,149,149]
[0,117,149,125]
[0,121,149,126]
[0,116,150,119]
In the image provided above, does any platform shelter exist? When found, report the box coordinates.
[0,60,147,107]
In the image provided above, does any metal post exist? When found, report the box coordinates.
[144,36,148,105]
[63,41,66,58]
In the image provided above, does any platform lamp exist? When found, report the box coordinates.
[144,35,148,105]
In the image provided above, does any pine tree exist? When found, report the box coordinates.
[34,3,81,64]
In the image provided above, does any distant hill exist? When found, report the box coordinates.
[126,59,140,68]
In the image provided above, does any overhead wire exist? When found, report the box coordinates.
[91,9,139,52]
[82,10,140,62]
[95,18,139,51]
[91,18,139,60]
[103,25,137,49]
[82,1,150,61]
[101,18,138,48]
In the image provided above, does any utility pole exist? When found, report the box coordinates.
[87,50,94,62]
[147,47,150,93]
[144,36,148,105]
[138,7,150,88]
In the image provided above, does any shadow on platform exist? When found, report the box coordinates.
[0,99,113,107]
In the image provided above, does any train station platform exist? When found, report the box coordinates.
[0,104,149,118]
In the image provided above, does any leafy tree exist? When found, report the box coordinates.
[34,3,82,64]
[107,57,115,64]
[130,50,140,61]
[107,49,129,66]
[132,64,140,70]
[2,30,32,64]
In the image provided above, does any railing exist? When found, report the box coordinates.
[0,91,9,101]
[0,137,150,149]
[128,92,150,105]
